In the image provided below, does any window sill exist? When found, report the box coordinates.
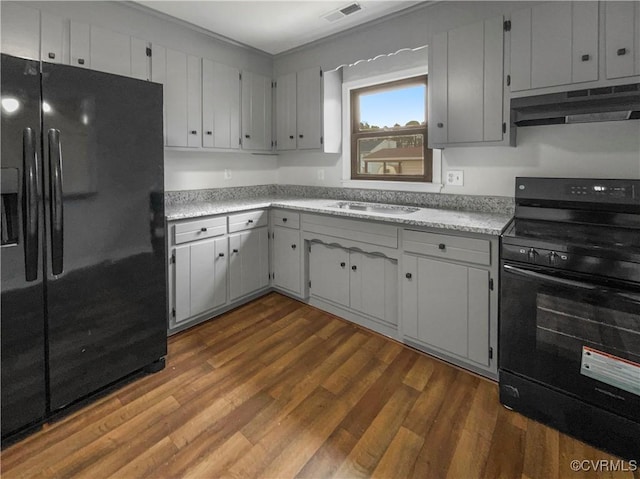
[340,179,443,193]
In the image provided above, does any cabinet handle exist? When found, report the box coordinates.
[247,219,254,224]
[438,243,446,250]
[245,134,251,139]
[406,273,412,279]
[291,244,297,249]
[206,131,213,135]
[581,54,590,62]
[218,253,225,257]
[340,262,346,268]
[190,130,197,135]
[78,58,85,65]
[289,135,294,139]
[299,134,304,138]
[437,122,444,128]
[200,227,207,232]
[282,217,288,222]
[617,48,627,56]
[48,52,55,59]
[233,249,239,253]
[351,265,357,271]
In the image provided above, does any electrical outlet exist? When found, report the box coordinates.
[224,169,232,180]
[317,169,325,181]
[446,170,464,186]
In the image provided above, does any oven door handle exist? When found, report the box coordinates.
[502,264,640,303]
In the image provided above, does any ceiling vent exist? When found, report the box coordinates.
[322,3,363,23]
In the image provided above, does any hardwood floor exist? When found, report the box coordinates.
[2,293,638,479]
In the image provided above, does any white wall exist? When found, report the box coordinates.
[274,1,640,197]
[28,1,278,191]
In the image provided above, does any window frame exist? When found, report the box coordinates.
[349,75,432,183]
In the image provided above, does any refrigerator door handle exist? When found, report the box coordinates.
[48,129,64,275]
[23,128,39,281]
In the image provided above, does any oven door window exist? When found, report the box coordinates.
[500,263,640,422]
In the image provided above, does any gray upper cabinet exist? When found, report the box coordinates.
[202,59,241,149]
[428,15,508,148]
[510,2,599,91]
[40,12,66,64]
[275,72,297,151]
[90,25,132,77]
[70,21,91,69]
[241,70,273,151]
[605,2,640,79]
[296,66,323,150]
[0,2,40,61]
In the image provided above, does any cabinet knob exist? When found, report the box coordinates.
[247,219,254,224]
[233,248,239,253]
[617,48,627,56]
[200,227,207,232]
[282,217,288,222]
[289,135,294,139]
[581,54,590,62]
[351,265,357,271]
[291,244,297,249]
[218,252,225,257]
[299,134,304,138]
[406,272,412,279]
[245,134,251,139]
[190,130,197,135]
[340,262,346,268]
[78,58,85,65]
[437,122,444,128]
[438,243,446,250]
[206,131,213,135]
[48,52,55,59]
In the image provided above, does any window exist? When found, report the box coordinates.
[350,76,431,182]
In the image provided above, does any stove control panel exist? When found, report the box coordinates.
[502,244,569,266]
[567,184,633,199]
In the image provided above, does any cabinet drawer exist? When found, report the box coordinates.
[228,210,268,233]
[402,229,490,266]
[272,210,300,229]
[174,217,227,245]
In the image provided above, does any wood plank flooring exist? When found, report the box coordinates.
[2,292,638,479]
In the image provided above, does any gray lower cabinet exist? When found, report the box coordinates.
[229,227,269,301]
[402,255,490,366]
[309,242,398,328]
[272,226,302,295]
[174,237,227,323]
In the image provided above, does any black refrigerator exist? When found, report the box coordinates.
[1,54,167,442]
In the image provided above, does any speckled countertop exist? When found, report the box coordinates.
[166,196,512,235]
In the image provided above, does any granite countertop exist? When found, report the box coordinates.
[166,196,512,235]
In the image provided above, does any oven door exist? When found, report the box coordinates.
[500,261,640,422]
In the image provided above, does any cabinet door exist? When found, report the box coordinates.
[173,245,191,323]
[509,8,532,92]
[190,237,227,317]
[309,243,349,307]
[165,48,188,147]
[276,72,297,151]
[131,37,149,81]
[203,60,241,149]
[402,255,490,365]
[151,44,167,145]
[229,228,269,301]
[531,2,572,89]
[90,25,131,77]
[428,30,448,146]
[349,252,398,325]
[70,21,90,69]
[272,227,301,294]
[605,2,640,79]
[447,19,484,143]
[241,70,273,150]
[572,2,599,83]
[40,12,66,64]
[296,66,322,149]
[1,2,40,60]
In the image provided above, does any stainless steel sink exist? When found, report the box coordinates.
[328,201,419,215]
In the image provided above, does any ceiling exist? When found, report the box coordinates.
[135,1,423,55]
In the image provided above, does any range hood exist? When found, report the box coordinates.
[511,83,640,126]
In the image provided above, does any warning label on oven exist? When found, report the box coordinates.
[581,347,640,397]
